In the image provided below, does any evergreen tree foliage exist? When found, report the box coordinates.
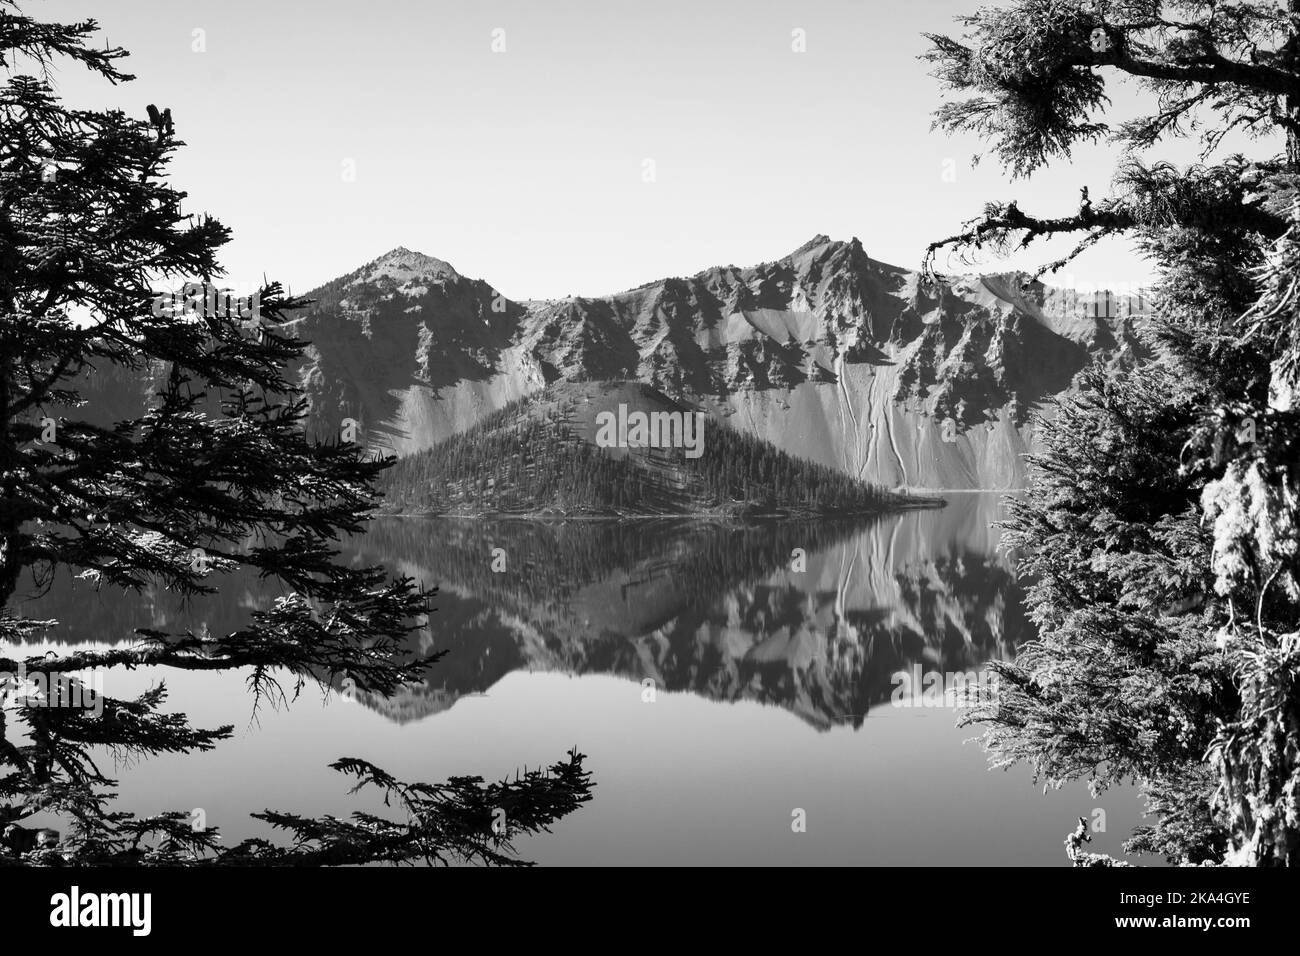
[377,387,906,517]
[0,1,591,865]
[929,0,1300,864]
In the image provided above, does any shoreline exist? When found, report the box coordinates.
[376,496,947,521]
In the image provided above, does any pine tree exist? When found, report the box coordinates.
[929,0,1300,864]
[0,1,591,865]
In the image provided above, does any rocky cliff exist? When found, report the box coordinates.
[283,238,1145,490]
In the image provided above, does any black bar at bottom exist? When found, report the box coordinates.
[0,864,1285,943]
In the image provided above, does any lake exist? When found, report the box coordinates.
[13,492,1147,865]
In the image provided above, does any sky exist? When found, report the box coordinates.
[31,0,1265,299]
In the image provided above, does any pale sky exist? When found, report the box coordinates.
[33,0,1266,299]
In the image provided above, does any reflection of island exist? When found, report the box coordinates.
[351,493,1028,729]
[15,496,1029,731]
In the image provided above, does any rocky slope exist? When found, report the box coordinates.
[282,239,1146,490]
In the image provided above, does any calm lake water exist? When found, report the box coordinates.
[15,493,1147,865]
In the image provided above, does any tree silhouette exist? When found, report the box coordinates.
[0,1,591,865]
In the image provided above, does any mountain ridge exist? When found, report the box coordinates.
[282,234,1146,490]
[60,235,1147,492]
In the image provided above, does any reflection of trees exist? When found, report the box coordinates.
[18,514,1032,733]
[356,516,872,608]
[353,517,1031,730]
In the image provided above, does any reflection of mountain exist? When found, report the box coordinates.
[15,498,1028,732]
[351,494,1028,729]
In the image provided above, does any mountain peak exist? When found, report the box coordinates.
[353,247,460,287]
[790,234,835,257]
